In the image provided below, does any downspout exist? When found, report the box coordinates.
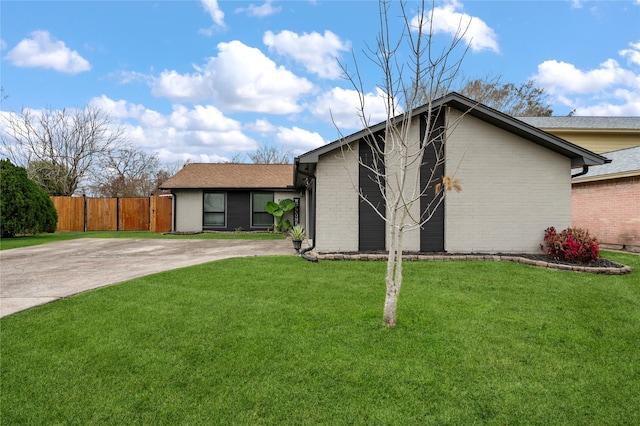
[571,158,611,179]
[171,191,177,233]
[571,166,589,179]
[295,164,318,263]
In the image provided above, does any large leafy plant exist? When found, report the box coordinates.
[266,198,296,232]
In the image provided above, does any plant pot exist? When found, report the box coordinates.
[292,239,302,254]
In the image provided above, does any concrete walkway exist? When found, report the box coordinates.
[0,238,292,318]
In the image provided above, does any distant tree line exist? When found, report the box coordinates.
[1,105,178,197]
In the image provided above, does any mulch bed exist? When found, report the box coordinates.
[514,253,623,269]
[313,251,632,275]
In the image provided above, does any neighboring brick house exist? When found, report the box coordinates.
[159,163,301,232]
[571,146,640,251]
[520,117,640,250]
[294,92,608,254]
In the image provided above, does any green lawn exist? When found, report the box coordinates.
[1,252,638,425]
[0,230,285,250]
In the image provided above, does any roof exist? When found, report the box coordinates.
[159,163,295,190]
[295,92,609,181]
[517,116,640,130]
[573,145,640,183]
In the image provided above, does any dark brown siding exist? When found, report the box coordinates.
[420,110,445,252]
[359,135,386,251]
[226,191,250,231]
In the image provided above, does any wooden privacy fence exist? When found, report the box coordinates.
[50,196,173,233]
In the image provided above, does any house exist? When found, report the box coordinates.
[571,146,640,251]
[519,116,640,250]
[517,116,640,154]
[294,92,608,254]
[160,93,609,253]
[159,163,302,232]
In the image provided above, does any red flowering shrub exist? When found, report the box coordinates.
[541,227,600,264]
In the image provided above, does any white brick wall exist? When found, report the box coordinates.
[174,189,203,232]
[273,191,305,229]
[445,108,571,253]
[315,142,360,252]
[384,116,422,251]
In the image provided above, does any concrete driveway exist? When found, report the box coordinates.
[0,238,293,318]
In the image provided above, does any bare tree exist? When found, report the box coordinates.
[457,76,552,116]
[1,105,126,195]
[248,143,292,164]
[341,0,467,326]
[227,152,247,163]
[92,145,161,197]
[413,74,553,116]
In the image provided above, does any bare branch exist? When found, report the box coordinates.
[1,105,127,195]
[335,0,469,327]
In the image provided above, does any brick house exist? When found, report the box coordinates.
[294,92,608,254]
[160,93,608,253]
[159,163,301,232]
[571,146,640,251]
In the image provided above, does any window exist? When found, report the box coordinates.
[252,192,273,228]
[204,192,225,227]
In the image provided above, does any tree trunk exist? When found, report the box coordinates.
[383,224,404,327]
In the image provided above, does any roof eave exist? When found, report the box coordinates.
[297,92,609,168]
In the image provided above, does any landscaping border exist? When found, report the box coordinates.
[313,253,633,275]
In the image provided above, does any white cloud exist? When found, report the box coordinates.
[275,126,326,156]
[532,41,640,116]
[415,0,499,53]
[620,41,640,66]
[309,87,390,130]
[574,89,640,116]
[245,118,277,135]
[533,58,637,94]
[89,95,146,119]
[152,40,314,114]
[111,70,152,85]
[201,0,225,27]
[87,96,258,162]
[570,0,583,9]
[263,30,350,79]
[4,30,91,74]
[235,0,281,17]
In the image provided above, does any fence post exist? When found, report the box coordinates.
[83,194,87,232]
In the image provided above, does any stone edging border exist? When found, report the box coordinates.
[312,253,633,275]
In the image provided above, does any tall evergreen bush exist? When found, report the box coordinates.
[0,159,58,237]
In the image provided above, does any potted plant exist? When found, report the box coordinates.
[289,225,306,254]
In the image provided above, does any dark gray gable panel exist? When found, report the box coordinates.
[227,191,251,231]
[359,134,386,252]
[420,111,445,252]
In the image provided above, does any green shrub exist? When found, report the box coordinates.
[542,226,599,264]
[0,159,58,238]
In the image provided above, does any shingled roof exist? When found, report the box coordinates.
[517,116,640,130]
[573,146,640,183]
[159,163,294,190]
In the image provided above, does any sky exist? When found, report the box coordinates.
[1,0,639,165]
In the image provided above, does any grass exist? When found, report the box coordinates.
[1,251,639,425]
[0,230,285,250]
